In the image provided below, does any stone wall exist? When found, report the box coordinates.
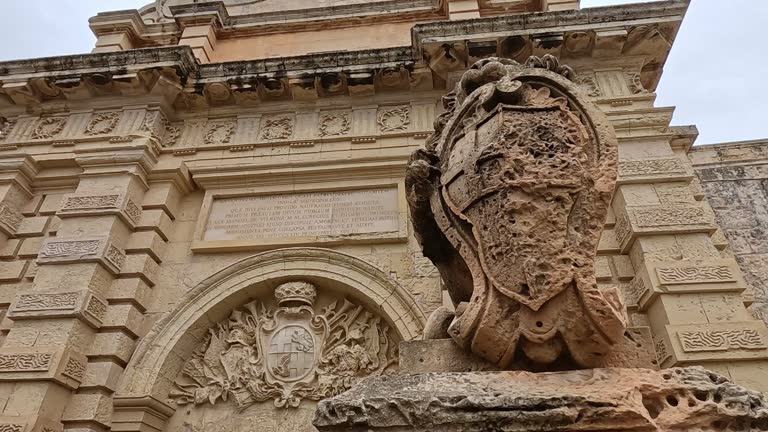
[2,1,768,432]
[689,140,768,321]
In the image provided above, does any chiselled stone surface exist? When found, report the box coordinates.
[314,367,768,431]
[170,281,398,410]
[690,140,768,325]
[406,56,625,369]
[3,1,767,431]
[199,188,404,248]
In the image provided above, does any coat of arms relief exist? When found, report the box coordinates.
[170,281,399,409]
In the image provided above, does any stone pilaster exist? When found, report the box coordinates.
[602,88,768,391]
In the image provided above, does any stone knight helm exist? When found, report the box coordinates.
[406,56,626,369]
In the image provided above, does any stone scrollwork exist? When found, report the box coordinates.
[32,116,67,140]
[377,106,410,132]
[0,117,14,142]
[405,55,625,369]
[85,112,120,136]
[170,281,398,409]
[260,115,294,140]
[627,72,648,94]
[203,121,235,145]
[318,111,351,137]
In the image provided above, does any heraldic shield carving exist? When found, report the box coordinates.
[406,55,626,369]
[170,281,398,409]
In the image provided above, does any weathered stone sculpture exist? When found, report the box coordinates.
[170,281,398,409]
[406,55,626,369]
[314,367,768,431]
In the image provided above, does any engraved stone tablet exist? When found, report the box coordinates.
[203,188,400,243]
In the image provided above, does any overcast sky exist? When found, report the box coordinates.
[0,0,765,146]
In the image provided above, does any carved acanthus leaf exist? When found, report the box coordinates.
[170,281,398,410]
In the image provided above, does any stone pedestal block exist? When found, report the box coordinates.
[313,367,768,431]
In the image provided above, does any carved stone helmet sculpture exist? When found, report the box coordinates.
[406,55,626,369]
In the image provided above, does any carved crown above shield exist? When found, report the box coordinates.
[170,281,398,409]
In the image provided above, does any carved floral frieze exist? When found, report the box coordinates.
[32,117,67,140]
[170,281,398,409]
[574,74,601,98]
[260,115,294,140]
[318,111,351,137]
[204,121,236,145]
[0,118,14,142]
[377,106,410,132]
[627,72,648,94]
[84,112,120,136]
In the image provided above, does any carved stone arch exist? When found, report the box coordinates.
[112,247,425,431]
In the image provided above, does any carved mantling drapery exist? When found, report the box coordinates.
[170,281,398,410]
[406,55,625,369]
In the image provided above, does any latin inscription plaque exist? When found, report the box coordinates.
[203,188,400,242]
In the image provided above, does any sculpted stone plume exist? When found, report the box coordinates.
[406,55,626,369]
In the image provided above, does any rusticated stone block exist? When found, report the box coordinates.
[0,239,21,258]
[102,304,144,338]
[136,209,172,241]
[617,157,693,185]
[614,204,717,253]
[37,237,125,275]
[314,367,768,431]
[0,261,27,282]
[630,259,747,310]
[79,360,124,392]
[119,254,158,286]
[58,193,142,228]
[88,332,136,365]
[62,392,113,427]
[0,347,87,390]
[656,321,768,366]
[0,415,63,432]
[14,216,48,237]
[7,290,107,328]
[0,203,23,236]
[125,231,165,263]
[142,183,182,219]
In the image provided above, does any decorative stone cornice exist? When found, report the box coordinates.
[0,1,688,111]
[90,0,444,44]
[412,0,689,91]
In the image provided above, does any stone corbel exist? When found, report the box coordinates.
[424,42,469,80]
[375,66,410,92]
[1,81,41,106]
[288,76,319,101]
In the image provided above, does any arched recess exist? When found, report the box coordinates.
[112,247,426,431]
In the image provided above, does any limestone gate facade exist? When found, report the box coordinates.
[0,0,766,431]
